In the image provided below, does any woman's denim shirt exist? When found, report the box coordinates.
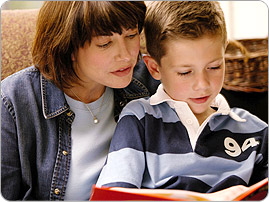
[1,60,160,200]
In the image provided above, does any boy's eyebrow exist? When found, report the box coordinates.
[170,64,193,69]
[177,64,193,68]
[171,58,224,68]
[208,57,224,64]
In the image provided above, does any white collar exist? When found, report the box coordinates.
[150,84,246,123]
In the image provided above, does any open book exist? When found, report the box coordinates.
[90,178,268,201]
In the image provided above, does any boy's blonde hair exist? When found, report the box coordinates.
[144,1,227,65]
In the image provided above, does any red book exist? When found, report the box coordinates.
[90,178,268,201]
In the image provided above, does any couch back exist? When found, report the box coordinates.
[1,9,39,80]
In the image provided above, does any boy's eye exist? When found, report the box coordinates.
[209,66,220,70]
[177,71,191,76]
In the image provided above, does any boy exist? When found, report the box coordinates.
[96,1,268,193]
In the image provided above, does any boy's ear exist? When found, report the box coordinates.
[143,55,161,80]
[225,40,229,50]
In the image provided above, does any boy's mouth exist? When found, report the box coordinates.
[190,96,210,104]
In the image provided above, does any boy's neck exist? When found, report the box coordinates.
[194,107,217,125]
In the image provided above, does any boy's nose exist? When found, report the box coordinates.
[193,72,210,91]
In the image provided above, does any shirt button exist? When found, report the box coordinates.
[66,111,72,116]
[186,119,193,125]
[119,101,125,107]
[62,151,68,156]
[54,188,60,195]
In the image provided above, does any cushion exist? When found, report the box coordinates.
[1,9,39,80]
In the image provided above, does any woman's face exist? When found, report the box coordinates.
[72,27,140,89]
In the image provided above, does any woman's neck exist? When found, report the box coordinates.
[64,84,106,104]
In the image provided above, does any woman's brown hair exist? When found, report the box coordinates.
[32,1,146,89]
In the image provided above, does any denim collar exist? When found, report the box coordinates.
[113,77,151,121]
[121,77,150,99]
[41,75,150,120]
[41,75,70,119]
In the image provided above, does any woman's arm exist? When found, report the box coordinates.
[1,95,22,200]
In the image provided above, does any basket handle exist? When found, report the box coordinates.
[227,40,250,63]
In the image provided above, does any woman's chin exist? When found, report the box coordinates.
[110,82,131,89]
[108,78,132,89]
[109,74,133,89]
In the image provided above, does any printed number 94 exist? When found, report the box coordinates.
[224,137,259,157]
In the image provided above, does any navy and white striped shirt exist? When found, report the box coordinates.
[97,84,268,193]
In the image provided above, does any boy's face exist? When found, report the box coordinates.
[148,35,226,118]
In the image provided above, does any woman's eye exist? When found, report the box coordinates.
[128,33,138,39]
[97,41,111,48]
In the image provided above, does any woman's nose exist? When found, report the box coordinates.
[115,40,132,62]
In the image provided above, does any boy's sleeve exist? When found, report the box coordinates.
[96,104,146,188]
[249,126,268,185]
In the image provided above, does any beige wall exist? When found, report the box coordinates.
[219,1,268,40]
[1,1,43,10]
[2,1,268,40]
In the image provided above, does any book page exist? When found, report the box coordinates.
[111,185,249,201]
[110,178,268,201]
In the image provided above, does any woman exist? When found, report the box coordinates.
[1,1,159,200]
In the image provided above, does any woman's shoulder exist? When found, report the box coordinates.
[132,59,160,96]
[2,66,40,85]
[1,66,41,96]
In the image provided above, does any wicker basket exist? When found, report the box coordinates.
[224,38,268,92]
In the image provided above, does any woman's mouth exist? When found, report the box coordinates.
[190,96,210,104]
[111,66,132,77]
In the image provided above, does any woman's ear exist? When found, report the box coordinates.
[143,55,162,80]
[71,52,76,62]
